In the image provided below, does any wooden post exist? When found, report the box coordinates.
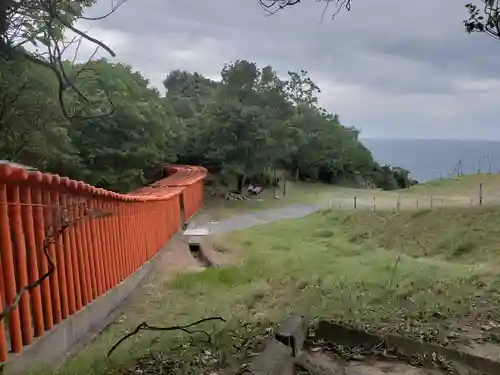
[479,183,483,206]
[373,196,376,212]
[353,196,357,210]
[273,168,276,198]
[283,173,287,197]
[416,199,419,209]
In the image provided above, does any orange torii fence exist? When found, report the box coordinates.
[0,164,207,362]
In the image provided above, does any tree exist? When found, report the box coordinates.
[258,0,500,41]
[68,59,177,191]
[0,52,79,171]
[1,47,413,193]
[1,0,127,119]
[464,1,500,40]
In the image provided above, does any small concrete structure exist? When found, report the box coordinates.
[244,339,294,375]
[275,315,309,357]
[183,227,218,268]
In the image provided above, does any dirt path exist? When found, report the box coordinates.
[189,203,322,234]
[188,192,471,234]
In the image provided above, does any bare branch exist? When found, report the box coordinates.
[1,0,125,120]
[107,317,227,358]
[258,0,351,18]
[79,0,128,21]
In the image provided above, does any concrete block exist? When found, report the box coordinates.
[275,315,309,357]
[295,352,346,375]
[185,230,220,268]
[244,338,294,375]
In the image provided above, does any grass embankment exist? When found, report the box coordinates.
[53,204,500,375]
[201,173,500,221]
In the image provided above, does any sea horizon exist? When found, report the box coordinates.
[360,138,500,183]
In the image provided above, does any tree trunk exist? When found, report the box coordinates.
[236,174,245,194]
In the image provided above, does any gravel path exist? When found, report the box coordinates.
[189,203,322,234]
[188,194,400,234]
[188,192,478,235]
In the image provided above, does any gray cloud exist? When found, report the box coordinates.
[74,0,500,139]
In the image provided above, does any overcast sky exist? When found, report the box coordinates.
[76,0,500,140]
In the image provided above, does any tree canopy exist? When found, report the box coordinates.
[0,52,414,192]
[259,0,500,41]
[0,0,420,193]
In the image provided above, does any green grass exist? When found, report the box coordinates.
[404,173,500,199]
[200,173,500,222]
[49,205,500,375]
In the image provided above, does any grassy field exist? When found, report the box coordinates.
[40,174,500,374]
[199,180,346,220]
[50,210,500,374]
[201,174,500,221]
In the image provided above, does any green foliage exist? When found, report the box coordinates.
[373,165,416,191]
[0,55,412,192]
[464,1,500,40]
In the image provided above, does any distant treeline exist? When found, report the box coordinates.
[0,56,414,192]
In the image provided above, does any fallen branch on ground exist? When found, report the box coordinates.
[107,317,226,358]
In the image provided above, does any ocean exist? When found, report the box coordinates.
[361,138,500,183]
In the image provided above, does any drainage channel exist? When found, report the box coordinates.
[242,316,498,375]
[183,227,218,269]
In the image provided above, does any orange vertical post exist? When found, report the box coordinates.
[103,198,117,287]
[142,203,149,259]
[141,203,150,260]
[128,203,135,272]
[30,173,53,330]
[146,201,152,261]
[106,199,119,286]
[87,195,103,298]
[41,174,62,325]
[131,202,138,272]
[100,198,112,287]
[137,203,145,267]
[118,201,130,279]
[50,176,69,320]
[111,200,124,281]
[77,184,94,302]
[0,289,7,361]
[65,188,82,312]
[59,179,76,316]
[96,196,111,292]
[81,190,98,300]
[146,203,154,258]
[7,170,33,345]
[72,190,89,306]
[154,203,161,251]
[20,180,44,337]
[93,196,106,293]
[0,167,23,353]
[115,201,125,278]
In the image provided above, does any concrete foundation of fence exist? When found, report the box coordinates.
[3,240,171,375]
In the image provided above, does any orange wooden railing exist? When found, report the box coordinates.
[0,164,207,362]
